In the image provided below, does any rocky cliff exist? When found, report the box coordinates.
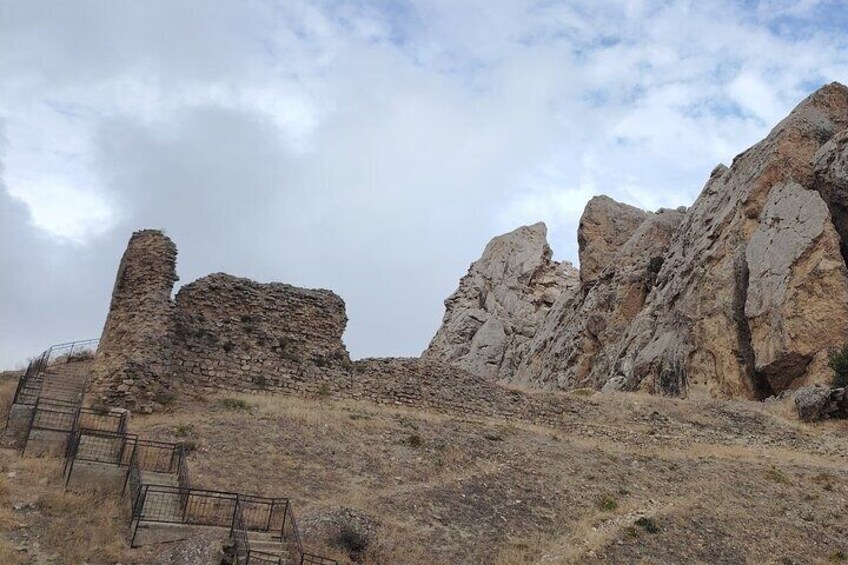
[422,222,579,380]
[428,82,848,399]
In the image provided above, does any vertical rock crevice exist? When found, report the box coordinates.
[733,250,772,399]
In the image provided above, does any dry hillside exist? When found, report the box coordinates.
[2,373,846,564]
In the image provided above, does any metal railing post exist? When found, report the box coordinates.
[230,494,239,539]
[121,439,138,496]
[21,398,39,457]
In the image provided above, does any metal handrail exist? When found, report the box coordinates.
[44,338,100,365]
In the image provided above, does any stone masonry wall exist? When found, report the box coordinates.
[180,354,593,431]
[172,273,350,391]
[91,230,178,412]
[93,232,351,411]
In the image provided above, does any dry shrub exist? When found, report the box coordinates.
[0,378,17,423]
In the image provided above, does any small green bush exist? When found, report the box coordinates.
[828,345,848,387]
[174,424,194,437]
[407,434,423,448]
[635,516,660,533]
[218,398,251,411]
[317,383,330,397]
[597,494,618,512]
[336,522,368,555]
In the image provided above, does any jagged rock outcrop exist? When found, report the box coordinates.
[578,196,649,286]
[422,222,579,380]
[614,82,848,398]
[514,205,685,390]
[428,82,848,399]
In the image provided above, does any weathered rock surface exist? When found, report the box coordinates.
[515,205,684,390]
[92,233,350,409]
[422,222,578,380]
[795,385,848,422]
[428,82,848,400]
[614,81,848,398]
[745,181,848,391]
[578,196,649,286]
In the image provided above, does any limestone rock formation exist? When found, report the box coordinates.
[422,222,579,380]
[428,82,848,399]
[744,181,848,392]
[578,196,649,286]
[614,82,848,398]
[515,205,684,390]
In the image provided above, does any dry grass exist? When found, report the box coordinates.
[0,448,163,565]
[122,387,848,564]
[34,491,127,564]
[3,378,847,564]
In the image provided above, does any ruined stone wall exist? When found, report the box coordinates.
[180,355,592,429]
[91,230,178,412]
[172,273,350,391]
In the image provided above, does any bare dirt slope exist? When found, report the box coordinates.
[132,388,847,564]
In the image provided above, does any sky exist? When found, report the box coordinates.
[1,0,848,368]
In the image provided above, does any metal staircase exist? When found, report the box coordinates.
[8,340,337,565]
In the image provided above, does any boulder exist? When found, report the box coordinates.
[795,385,848,421]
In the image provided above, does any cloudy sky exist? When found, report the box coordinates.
[1,0,847,367]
